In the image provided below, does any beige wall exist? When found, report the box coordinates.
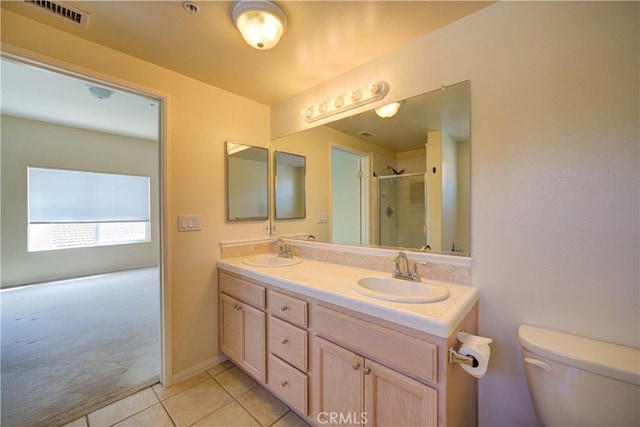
[426,130,444,252]
[2,2,638,424]
[1,9,270,380]
[1,115,159,287]
[272,2,639,425]
[271,125,396,241]
[457,140,471,252]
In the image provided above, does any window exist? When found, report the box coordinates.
[28,167,151,252]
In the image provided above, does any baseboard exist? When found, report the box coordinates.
[172,354,229,384]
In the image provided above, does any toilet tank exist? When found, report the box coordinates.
[518,324,640,427]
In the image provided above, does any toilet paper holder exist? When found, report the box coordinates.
[448,346,479,367]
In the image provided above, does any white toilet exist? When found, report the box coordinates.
[518,324,640,426]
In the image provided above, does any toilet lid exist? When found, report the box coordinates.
[519,324,640,386]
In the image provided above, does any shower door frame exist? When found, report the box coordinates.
[377,172,427,249]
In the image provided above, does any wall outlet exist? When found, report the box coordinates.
[317,212,328,224]
[271,222,277,234]
[262,221,271,235]
[178,215,201,232]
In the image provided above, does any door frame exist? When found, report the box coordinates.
[1,49,172,386]
[329,144,370,245]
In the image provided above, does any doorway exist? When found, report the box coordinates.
[330,146,370,245]
[0,55,165,426]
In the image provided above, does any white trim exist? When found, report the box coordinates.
[159,90,172,387]
[172,354,228,384]
[359,154,371,245]
[330,144,371,245]
[1,46,173,387]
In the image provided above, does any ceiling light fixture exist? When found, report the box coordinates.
[375,101,403,118]
[303,81,390,123]
[88,85,113,100]
[232,1,287,50]
[182,1,200,14]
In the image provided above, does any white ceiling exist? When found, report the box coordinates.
[1,59,160,140]
[0,1,489,142]
[1,0,492,105]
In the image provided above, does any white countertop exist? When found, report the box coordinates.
[217,256,479,338]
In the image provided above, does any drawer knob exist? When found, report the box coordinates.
[281,305,288,311]
[233,304,241,311]
[352,362,360,370]
[363,367,371,375]
[281,380,288,387]
[281,338,288,345]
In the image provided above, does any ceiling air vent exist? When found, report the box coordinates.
[358,131,376,138]
[24,0,90,28]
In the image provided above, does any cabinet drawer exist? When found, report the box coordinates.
[269,290,307,327]
[268,354,308,416]
[314,306,438,383]
[219,271,265,309]
[269,316,308,371]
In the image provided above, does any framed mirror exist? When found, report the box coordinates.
[270,80,470,256]
[274,151,306,220]
[226,141,268,221]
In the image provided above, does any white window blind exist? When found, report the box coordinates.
[28,167,150,224]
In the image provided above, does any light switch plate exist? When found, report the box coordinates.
[178,215,201,232]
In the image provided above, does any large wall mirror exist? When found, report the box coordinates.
[274,151,306,220]
[226,141,268,221]
[270,80,470,256]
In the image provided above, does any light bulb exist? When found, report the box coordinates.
[375,101,403,118]
[232,1,287,50]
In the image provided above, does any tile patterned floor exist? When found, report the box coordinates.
[62,361,310,427]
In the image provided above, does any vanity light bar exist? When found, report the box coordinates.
[302,81,390,123]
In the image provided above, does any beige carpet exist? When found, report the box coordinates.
[1,267,160,427]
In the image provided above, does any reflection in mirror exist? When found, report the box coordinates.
[226,141,268,221]
[270,80,470,256]
[275,151,306,219]
[379,173,426,248]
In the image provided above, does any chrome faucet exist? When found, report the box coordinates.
[274,238,292,258]
[411,261,427,282]
[393,251,426,282]
[392,252,412,281]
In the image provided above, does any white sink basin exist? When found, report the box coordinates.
[350,276,450,303]
[242,255,301,268]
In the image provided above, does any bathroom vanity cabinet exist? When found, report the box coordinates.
[219,273,266,382]
[314,306,438,426]
[315,336,437,426]
[267,289,310,415]
[218,268,478,426]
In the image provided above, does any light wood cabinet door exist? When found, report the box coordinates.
[220,293,266,382]
[242,302,266,382]
[364,359,437,427]
[220,293,243,361]
[315,337,365,427]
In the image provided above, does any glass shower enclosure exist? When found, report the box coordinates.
[378,173,426,248]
